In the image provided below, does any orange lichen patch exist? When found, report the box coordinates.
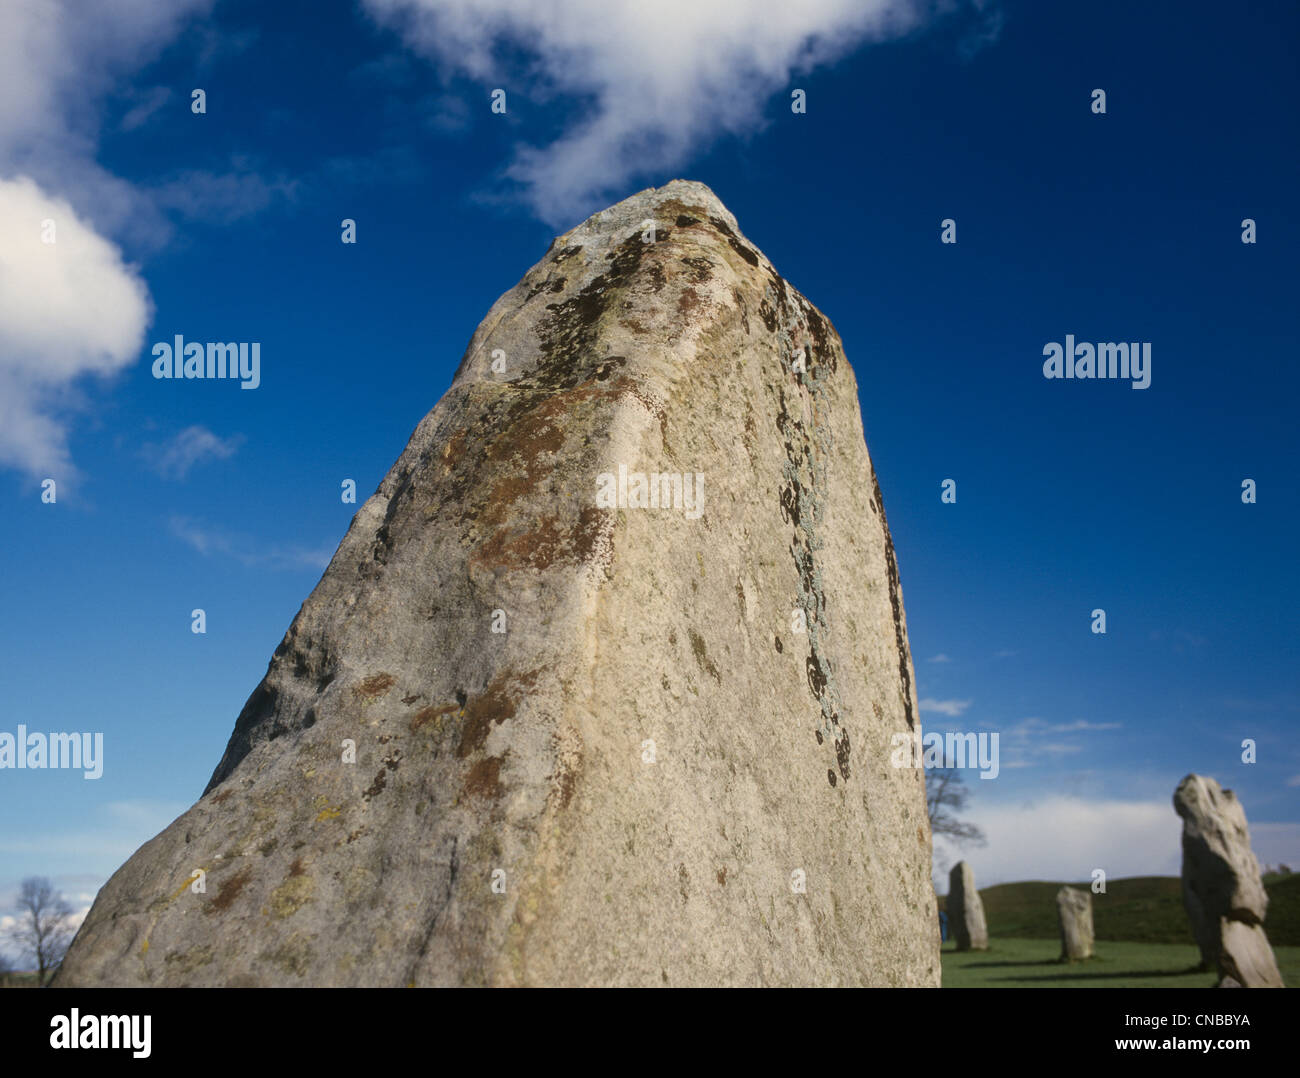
[478,472,537,531]
[410,702,460,732]
[468,374,634,538]
[457,669,541,758]
[210,788,234,805]
[554,761,578,810]
[469,506,611,576]
[354,673,396,699]
[484,380,608,463]
[469,513,564,573]
[209,867,253,913]
[463,755,504,800]
[568,506,613,564]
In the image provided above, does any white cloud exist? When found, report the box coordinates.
[1008,717,1121,736]
[989,716,1120,769]
[150,161,299,225]
[0,0,213,237]
[927,653,951,663]
[0,1,213,484]
[363,0,1001,225]
[920,698,972,717]
[937,796,1300,890]
[1047,720,1121,733]
[937,796,1182,887]
[0,176,151,481]
[140,425,243,479]
[169,514,334,572]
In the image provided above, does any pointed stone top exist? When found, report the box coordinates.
[551,179,751,259]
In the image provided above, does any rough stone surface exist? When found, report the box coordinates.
[948,861,988,951]
[56,180,938,988]
[1174,773,1283,988]
[1056,886,1094,961]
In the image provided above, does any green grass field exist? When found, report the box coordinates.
[941,938,1300,987]
[937,873,1299,945]
[936,873,1297,987]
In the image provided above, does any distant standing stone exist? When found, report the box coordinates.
[948,861,989,951]
[1056,886,1094,961]
[1174,774,1284,988]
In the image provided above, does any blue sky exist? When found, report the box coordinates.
[1,0,1297,939]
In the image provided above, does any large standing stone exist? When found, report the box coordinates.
[55,180,938,987]
[1174,774,1283,988]
[947,861,988,951]
[1056,886,1094,961]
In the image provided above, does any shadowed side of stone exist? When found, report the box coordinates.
[56,180,937,987]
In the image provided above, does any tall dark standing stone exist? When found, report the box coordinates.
[56,181,937,987]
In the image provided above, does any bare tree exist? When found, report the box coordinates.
[6,877,75,986]
[926,766,986,847]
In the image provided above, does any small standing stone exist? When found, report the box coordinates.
[1056,886,1094,961]
[947,861,989,951]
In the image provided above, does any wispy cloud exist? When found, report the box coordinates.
[149,158,298,225]
[140,425,242,479]
[927,653,951,664]
[168,514,333,572]
[119,86,173,131]
[991,716,1121,769]
[363,0,1003,225]
[1007,717,1121,736]
[1053,719,1118,734]
[920,698,972,717]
